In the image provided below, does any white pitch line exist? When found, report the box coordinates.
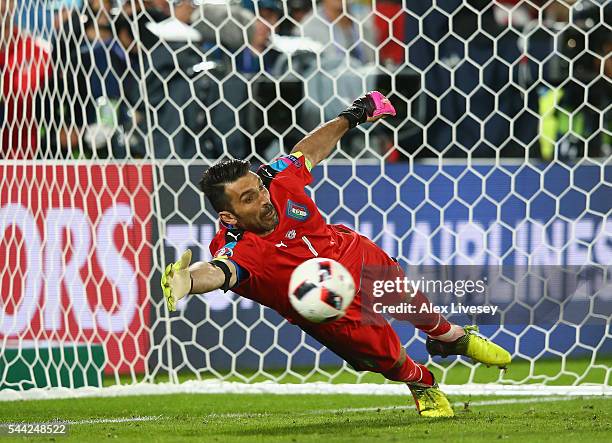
[0,416,162,427]
[200,396,582,419]
[311,395,578,415]
[65,415,163,425]
[0,396,598,426]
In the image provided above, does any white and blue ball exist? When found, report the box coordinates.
[288,258,356,323]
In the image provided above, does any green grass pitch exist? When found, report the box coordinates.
[0,393,611,442]
[1,358,610,442]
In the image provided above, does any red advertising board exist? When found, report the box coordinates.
[0,164,153,374]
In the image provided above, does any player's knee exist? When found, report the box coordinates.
[380,347,410,381]
[345,348,405,374]
[391,347,407,369]
[355,347,407,377]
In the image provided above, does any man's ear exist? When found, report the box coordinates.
[219,211,238,226]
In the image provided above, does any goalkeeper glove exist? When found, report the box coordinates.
[338,91,397,129]
[161,249,193,312]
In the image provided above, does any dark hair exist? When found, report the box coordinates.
[199,159,252,213]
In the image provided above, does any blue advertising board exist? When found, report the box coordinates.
[156,163,611,371]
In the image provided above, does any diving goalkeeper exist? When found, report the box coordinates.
[161,91,511,417]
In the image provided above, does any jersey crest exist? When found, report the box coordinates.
[286,200,310,221]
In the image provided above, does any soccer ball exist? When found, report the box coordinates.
[288,258,356,323]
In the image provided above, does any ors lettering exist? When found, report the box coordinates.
[0,203,138,335]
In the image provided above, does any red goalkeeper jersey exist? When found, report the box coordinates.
[208,152,375,323]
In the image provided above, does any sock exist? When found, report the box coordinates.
[386,289,454,337]
[429,324,466,342]
[382,357,434,386]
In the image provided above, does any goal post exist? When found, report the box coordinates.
[0,0,610,398]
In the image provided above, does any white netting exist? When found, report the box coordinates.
[0,0,610,395]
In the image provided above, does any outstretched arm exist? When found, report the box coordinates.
[291,91,396,168]
[161,250,239,311]
[189,260,238,294]
[291,117,350,168]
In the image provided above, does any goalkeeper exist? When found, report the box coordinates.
[161,91,511,417]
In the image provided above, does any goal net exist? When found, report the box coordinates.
[0,0,610,398]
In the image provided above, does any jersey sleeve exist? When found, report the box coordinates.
[210,236,261,290]
[257,151,313,189]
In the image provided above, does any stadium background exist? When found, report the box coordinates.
[0,0,610,389]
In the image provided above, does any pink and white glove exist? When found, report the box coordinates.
[338,91,397,129]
